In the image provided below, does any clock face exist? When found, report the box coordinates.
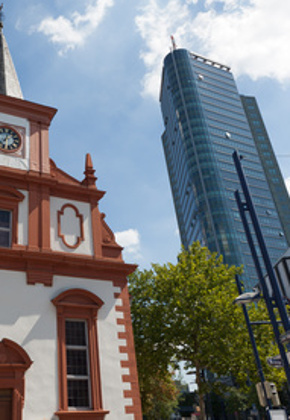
[0,127,21,152]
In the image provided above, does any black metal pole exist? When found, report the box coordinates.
[236,275,272,409]
[233,151,290,332]
[235,189,290,388]
[233,152,290,388]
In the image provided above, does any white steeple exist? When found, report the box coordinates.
[0,5,23,99]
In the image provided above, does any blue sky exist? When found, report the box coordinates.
[4,0,290,269]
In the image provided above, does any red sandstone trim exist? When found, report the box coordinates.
[40,123,50,174]
[114,282,142,419]
[57,203,84,249]
[27,268,53,286]
[30,121,40,173]
[30,121,50,175]
[0,338,32,420]
[0,246,136,286]
[52,289,108,417]
[0,164,105,204]
[0,94,57,125]
[28,183,40,251]
[55,411,109,420]
[91,202,103,258]
[0,185,24,247]
[0,94,135,284]
[40,185,51,251]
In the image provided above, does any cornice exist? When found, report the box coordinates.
[0,247,137,285]
[0,94,57,124]
[0,166,105,202]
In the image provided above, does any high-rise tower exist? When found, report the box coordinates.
[160,47,290,289]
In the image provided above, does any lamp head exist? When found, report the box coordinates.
[234,287,260,305]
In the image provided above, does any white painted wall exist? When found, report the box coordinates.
[50,197,94,256]
[0,113,30,170]
[0,270,134,420]
[0,270,58,420]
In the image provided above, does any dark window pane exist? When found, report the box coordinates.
[67,349,88,375]
[0,210,10,228]
[65,320,86,346]
[67,379,89,408]
[0,231,10,247]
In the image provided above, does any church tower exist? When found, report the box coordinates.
[0,11,141,420]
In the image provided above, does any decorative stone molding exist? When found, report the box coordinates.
[57,203,84,249]
[0,338,32,420]
[52,289,109,419]
[0,184,24,246]
[101,213,115,244]
[114,281,142,419]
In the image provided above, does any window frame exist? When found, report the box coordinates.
[65,319,91,410]
[0,338,32,420]
[0,209,12,247]
[52,289,109,420]
[0,186,24,248]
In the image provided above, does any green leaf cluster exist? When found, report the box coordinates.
[129,242,286,418]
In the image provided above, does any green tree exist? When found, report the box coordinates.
[129,242,285,419]
[142,370,179,419]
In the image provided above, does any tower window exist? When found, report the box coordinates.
[0,210,12,247]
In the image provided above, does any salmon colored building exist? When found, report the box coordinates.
[0,18,141,420]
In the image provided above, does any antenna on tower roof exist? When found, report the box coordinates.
[171,35,177,50]
[0,4,4,29]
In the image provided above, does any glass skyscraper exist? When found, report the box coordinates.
[160,47,290,289]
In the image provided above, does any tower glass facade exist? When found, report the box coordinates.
[160,48,290,289]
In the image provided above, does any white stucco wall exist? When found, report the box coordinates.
[50,197,94,256]
[0,270,134,420]
[0,113,30,170]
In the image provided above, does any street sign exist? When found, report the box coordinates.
[269,409,288,420]
[267,355,283,368]
[267,352,290,368]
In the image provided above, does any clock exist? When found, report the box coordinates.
[0,127,22,152]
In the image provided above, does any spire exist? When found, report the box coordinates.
[171,35,177,50]
[82,153,97,188]
[0,4,23,99]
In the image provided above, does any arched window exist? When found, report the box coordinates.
[0,338,32,420]
[52,289,109,419]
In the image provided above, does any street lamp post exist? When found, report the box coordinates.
[233,151,290,331]
[235,274,272,411]
[233,151,290,389]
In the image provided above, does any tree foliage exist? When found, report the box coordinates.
[142,370,179,420]
[129,242,286,418]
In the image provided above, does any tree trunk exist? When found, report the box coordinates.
[196,364,206,420]
[199,393,206,420]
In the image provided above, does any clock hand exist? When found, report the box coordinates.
[5,134,13,148]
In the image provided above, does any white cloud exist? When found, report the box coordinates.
[285,178,290,195]
[36,0,114,54]
[115,228,142,260]
[136,0,290,99]
[135,0,191,98]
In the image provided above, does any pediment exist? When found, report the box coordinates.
[0,339,32,369]
[50,159,81,186]
[52,288,104,309]
[0,184,24,202]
